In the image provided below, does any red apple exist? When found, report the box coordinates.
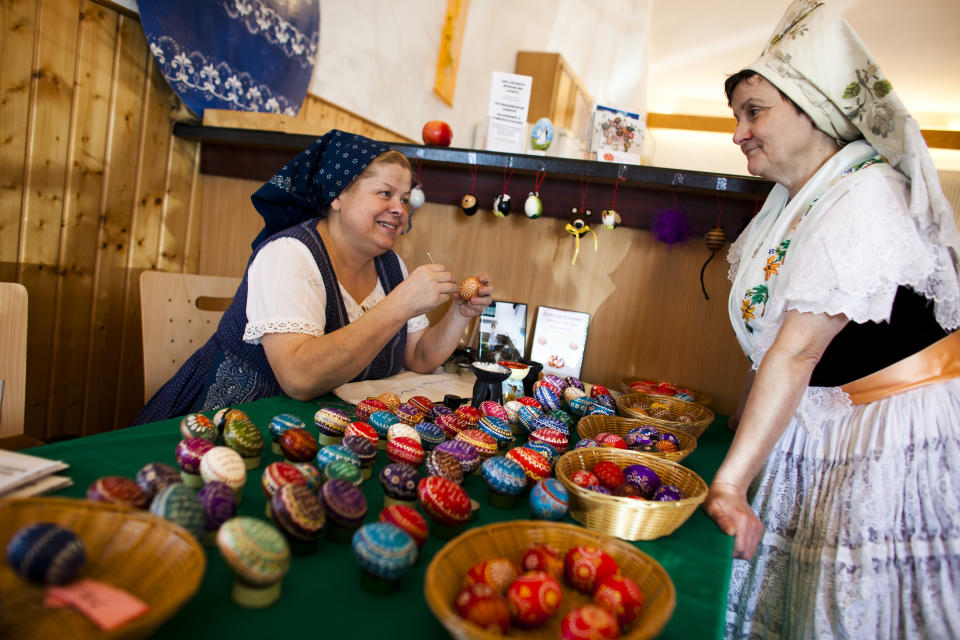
[422,120,452,146]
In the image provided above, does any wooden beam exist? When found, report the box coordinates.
[647,112,960,150]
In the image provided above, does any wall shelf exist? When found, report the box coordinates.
[174,123,773,235]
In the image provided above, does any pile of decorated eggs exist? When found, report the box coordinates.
[623,425,682,454]
[453,543,645,636]
[571,461,686,501]
[628,378,697,402]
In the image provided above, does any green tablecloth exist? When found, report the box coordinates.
[26,395,734,638]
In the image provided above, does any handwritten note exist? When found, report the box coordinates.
[46,579,149,631]
[333,370,476,405]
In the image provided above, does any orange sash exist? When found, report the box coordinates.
[840,331,960,405]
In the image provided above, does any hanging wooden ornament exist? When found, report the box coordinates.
[601,177,624,230]
[493,166,513,218]
[409,182,426,210]
[524,169,546,219]
[462,165,479,216]
[699,194,728,300]
[564,177,597,265]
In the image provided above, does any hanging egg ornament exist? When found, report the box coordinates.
[700,225,728,300]
[600,208,621,230]
[461,193,479,216]
[493,193,511,218]
[565,207,595,265]
[524,192,543,219]
[409,182,426,210]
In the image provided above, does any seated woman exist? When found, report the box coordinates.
[135,130,492,424]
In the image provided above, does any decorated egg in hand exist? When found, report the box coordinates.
[564,545,619,594]
[458,276,480,301]
[529,478,568,520]
[6,523,86,584]
[507,571,563,627]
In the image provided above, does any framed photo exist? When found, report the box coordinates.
[477,301,528,364]
[529,306,591,378]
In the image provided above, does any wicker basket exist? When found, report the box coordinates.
[424,520,675,640]
[619,377,711,406]
[576,415,698,463]
[555,448,707,541]
[0,496,206,640]
[616,393,716,439]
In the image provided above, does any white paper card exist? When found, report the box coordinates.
[333,370,477,406]
[485,72,532,153]
[0,449,68,496]
[529,306,591,379]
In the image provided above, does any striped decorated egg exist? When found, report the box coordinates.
[479,400,508,420]
[480,456,526,496]
[425,449,464,484]
[430,404,454,421]
[268,413,305,444]
[529,415,569,436]
[342,435,377,469]
[87,476,148,509]
[455,428,499,459]
[180,413,216,442]
[436,413,467,439]
[321,479,367,527]
[223,418,264,466]
[352,522,417,580]
[395,401,424,426]
[217,517,290,587]
[355,398,388,423]
[517,405,545,433]
[325,459,363,486]
[315,444,359,472]
[409,395,434,416]
[505,447,551,485]
[541,374,567,391]
[534,385,561,411]
[524,441,560,467]
[516,396,542,410]
[150,484,205,539]
[417,476,471,525]
[290,463,322,490]
[435,439,481,474]
[415,421,446,450]
[529,478,568,520]
[455,405,482,427]
[387,422,421,444]
[503,400,523,425]
[199,446,247,494]
[478,416,513,445]
[386,436,425,467]
[6,523,86,584]
[585,403,616,417]
[271,484,325,542]
[529,427,569,451]
[376,392,401,412]
[568,396,597,417]
[379,504,428,548]
[565,376,585,391]
[368,410,400,438]
[345,421,380,447]
[314,407,351,439]
[594,394,617,410]
[261,461,307,500]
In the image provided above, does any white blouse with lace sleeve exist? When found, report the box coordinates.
[243,237,430,344]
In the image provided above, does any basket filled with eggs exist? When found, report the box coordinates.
[615,393,715,439]
[619,377,711,406]
[576,415,698,463]
[555,448,707,541]
[425,520,675,640]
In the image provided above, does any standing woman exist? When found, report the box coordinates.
[703,1,960,637]
[135,130,492,423]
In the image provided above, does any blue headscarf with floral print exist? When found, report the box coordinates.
[250,129,389,248]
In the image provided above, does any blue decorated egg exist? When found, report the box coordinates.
[517,405,545,433]
[150,484,206,540]
[585,403,616,417]
[415,421,446,449]
[478,416,513,444]
[529,416,569,437]
[529,478,568,520]
[268,413,305,443]
[352,522,417,581]
[6,523,86,584]
[524,441,560,467]
[533,385,561,411]
[480,456,527,496]
[594,394,617,409]
[290,462,323,490]
[368,410,399,438]
[567,396,597,417]
[315,444,359,472]
[574,438,602,449]
[379,463,421,501]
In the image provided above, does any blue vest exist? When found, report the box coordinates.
[133,218,407,424]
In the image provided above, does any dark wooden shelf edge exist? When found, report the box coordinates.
[176,123,773,235]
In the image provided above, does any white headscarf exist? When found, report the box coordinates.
[736,0,960,333]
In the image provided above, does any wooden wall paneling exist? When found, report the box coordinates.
[19,0,81,439]
[197,175,263,277]
[46,0,116,437]
[155,133,200,273]
[112,50,176,429]
[83,12,147,434]
[0,0,36,283]
[180,142,202,274]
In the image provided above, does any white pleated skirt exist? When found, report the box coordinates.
[726,378,960,639]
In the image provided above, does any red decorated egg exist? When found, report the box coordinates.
[175,437,215,475]
[520,544,563,580]
[345,421,379,447]
[528,427,568,452]
[356,398,388,423]
[479,400,508,420]
[506,570,563,627]
[417,476,471,526]
[463,557,521,594]
[455,429,499,459]
[261,461,306,500]
[594,433,628,449]
[378,504,429,548]
[377,392,401,412]
[279,428,319,463]
[655,439,679,453]
[516,396,542,410]
[87,476,148,509]
[436,413,467,438]
[591,461,626,490]
[564,546,619,594]
[409,395,434,416]
[560,604,620,639]
[589,384,611,398]
[386,436,425,466]
[570,469,601,488]
[455,405,482,427]
[594,573,644,626]
[455,583,511,634]
[505,447,551,485]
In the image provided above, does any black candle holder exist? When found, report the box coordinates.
[469,362,511,408]
[519,359,543,397]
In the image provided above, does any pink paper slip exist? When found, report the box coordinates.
[45,579,149,631]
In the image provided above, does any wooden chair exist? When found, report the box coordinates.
[140,271,241,403]
[0,283,28,441]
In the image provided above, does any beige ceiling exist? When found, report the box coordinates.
[648,0,960,130]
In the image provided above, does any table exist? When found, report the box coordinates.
[26,395,735,638]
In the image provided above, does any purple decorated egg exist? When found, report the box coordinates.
[435,439,481,474]
[565,376,585,391]
[343,435,378,469]
[176,437,215,475]
[661,432,681,448]
[379,463,421,502]
[314,406,351,439]
[586,484,612,495]
[135,462,182,500]
[625,432,656,448]
[198,481,237,531]
[271,484,325,542]
[430,404,454,421]
[395,402,424,426]
[541,374,567,391]
[321,478,367,528]
[654,484,685,501]
[623,464,662,499]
